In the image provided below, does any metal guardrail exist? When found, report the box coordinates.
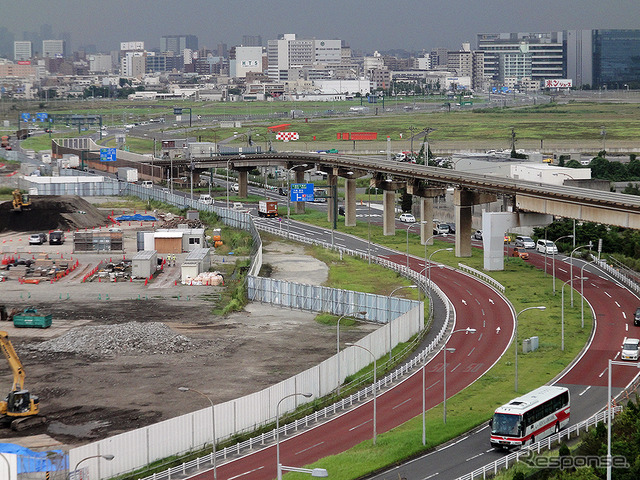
[596,258,640,295]
[455,406,623,480]
[458,263,506,293]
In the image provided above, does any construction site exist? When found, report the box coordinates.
[0,195,377,454]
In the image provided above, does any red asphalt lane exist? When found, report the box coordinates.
[528,254,640,388]
[191,254,514,480]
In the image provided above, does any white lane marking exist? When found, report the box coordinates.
[478,333,483,341]
[425,473,440,479]
[623,312,627,319]
[605,292,612,298]
[461,299,467,305]
[626,324,629,332]
[599,367,608,378]
[615,352,621,360]
[466,452,485,462]
[475,298,481,305]
[228,466,264,479]
[481,309,485,316]
[591,282,600,288]
[393,398,412,410]
[558,268,568,273]
[296,442,324,455]
[349,419,372,431]
[468,347,476,356]
[615,301,621,308]
[425,380,441,391]
[579,386,591,396]
[466,290,472,296]
[489,299,495,304]
[450,362,462,372]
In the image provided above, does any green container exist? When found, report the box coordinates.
[13,308,52,328]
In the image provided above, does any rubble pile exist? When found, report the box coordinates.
[157,213,205,229]
[31,322,195,356]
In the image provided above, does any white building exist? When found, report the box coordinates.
[13,41,32,61]
[42,39,65,58]
[230,46,263,78]
[267,34,341,81]
[89,54,113,73]
[313,78,372,96]
[121,51,145,77]
[510,164,591,185]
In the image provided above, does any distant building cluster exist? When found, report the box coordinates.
[0,25,638,100]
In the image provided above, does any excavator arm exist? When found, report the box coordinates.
[0,331,25,392]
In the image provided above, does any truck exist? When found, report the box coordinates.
[117,167,139,183]
[1,135,9,148]
[258,200,278,218]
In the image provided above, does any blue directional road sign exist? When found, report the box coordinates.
[21,113,31,122]
[100,148,117,162]
[36,112,48,122]
[290,183,314,202]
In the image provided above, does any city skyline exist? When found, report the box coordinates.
[1,0,639,54]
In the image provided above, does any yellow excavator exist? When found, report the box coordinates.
[11,189,32,212]
[0,331,45,430]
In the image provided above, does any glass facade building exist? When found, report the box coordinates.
[593,30,640,87]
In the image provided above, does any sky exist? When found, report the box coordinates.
[2,0,639,54]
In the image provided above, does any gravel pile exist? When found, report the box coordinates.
[31,322,195,357]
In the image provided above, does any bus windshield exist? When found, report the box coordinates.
[491,413,521,436]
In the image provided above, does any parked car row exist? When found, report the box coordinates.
[28,231,65,245]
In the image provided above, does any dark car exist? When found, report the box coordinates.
[278,187,288,196]
[49,230,65,245]
[635,307,640,326]
[338,206,345,216]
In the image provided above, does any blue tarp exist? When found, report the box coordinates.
[114,214,157,221]
[0,443,67,473]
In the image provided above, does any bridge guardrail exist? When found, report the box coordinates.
[458,263,506,293]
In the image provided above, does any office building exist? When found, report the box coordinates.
[14,41,32,61]
[229,46,263,78]
[42,39,65,58]
[267,34,341,81]
[477,32,564,86]
[88,54,113,73]
[242,35,262,47]
[160,35,198,55]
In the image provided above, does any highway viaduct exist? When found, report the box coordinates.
[154,152,640,270]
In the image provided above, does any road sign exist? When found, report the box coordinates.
[100,148,117,162]
[173,108,182,115]
[36,112,48,122]
[290,183,314,202]
[21,113,30,121]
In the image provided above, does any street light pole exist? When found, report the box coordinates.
[0,453,10,480]
[337,310,367,393]
[178,387,217,479]
[226,158,231,210]
[580,260,595,328]
[346,342,377,445]
[277,392,313,480]
[570,243,592,306]
[406,221,427,269]
[442,327,476,424]
[71,454,115,480]
[388,285,418,361]
[428,246,453,324]
[286,164,308,240]
[561,277,587,351]
[514,306,546,392]
[552,235,573,294]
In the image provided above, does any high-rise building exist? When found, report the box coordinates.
[476,32,565,86]
[229,46,263,78]
[160,35,198,54]
[242,35,262,47]
[42,39,65,58]
[14,41,32,61]
[267,34,341,81]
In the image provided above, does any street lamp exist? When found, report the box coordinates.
[514,306,546,392]
[226,158,232,209]
[442,327,476,424]
[286,164,308,239]
[337,310,367,393]
[406,221,428,269]
[561,277,587,351]
[71,454,115,479]
[607,360,640,480]
[277,392,313,480]
[346,342,377,445]
[570,242,592,306]
[552,235,573,294]
[388,285,418,361]
[427,247,453,323]
[178,387,217,479]
[580,260,595,328]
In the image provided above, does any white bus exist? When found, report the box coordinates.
[490,385,570,449]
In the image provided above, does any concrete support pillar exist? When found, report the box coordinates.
[237,170,248,198]
[294,169,305,214]
[383,190,396,236]
[327,173,337,225]
[420,197,435,245]
[455,189,474,258]
[345,178,357,227]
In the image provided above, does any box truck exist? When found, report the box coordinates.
[258,200,278,218]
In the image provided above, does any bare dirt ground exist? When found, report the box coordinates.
[0,198,377,450]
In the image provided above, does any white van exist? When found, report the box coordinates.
[199,194,214,205]
[141,181,153,188]
[621,338,640,361]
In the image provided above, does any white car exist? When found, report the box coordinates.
[536,239,558,255]
[231,183,239,193]
[473,230,483,240]
[398,213,416,223]
[621,338,640,361]
[515,236,535,249]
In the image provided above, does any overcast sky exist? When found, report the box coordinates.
[2,0,639,53]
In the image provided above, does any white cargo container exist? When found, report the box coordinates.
[117,167,139,183]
